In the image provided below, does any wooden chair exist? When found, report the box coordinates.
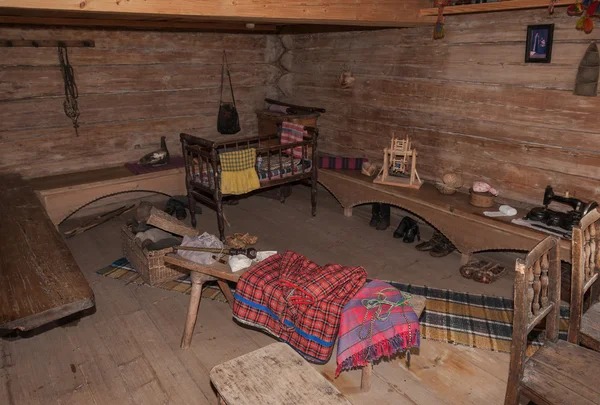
[569,207,600,351]
[505,236,600,405]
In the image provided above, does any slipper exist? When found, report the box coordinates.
[472,264,506,284]
[460,260,492,279]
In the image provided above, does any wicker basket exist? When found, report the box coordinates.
[121,225,183,285]
[435,182,458,195]
[469,189,495,208]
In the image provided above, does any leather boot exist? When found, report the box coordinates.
[376,204,391,231]
[415,231,443,251]
[394,217,413,238]
[369,203,381,227]
[403,223,420,243]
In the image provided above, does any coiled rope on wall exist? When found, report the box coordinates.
[58,43,80,137]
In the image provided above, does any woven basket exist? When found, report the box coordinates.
[435,182,458,195]
[469,189,495,208]
[121,225,183,285]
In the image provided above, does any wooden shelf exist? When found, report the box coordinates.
[420,0,575,16]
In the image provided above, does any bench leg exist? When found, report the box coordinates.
[217,279,235,308]
[181,273,203,349]
[360,362,373,392]
[344,206,353,217]
[460,252,472,266]
[218,396,226,405]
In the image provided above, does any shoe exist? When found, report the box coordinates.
[393,217,413,238]
[403,223,420,243]
[415,231,443,251]
[376,204,391,231]
[370,204,381,227]
[430,237,456,257]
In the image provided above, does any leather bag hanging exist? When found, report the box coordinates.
[217,51,241,134]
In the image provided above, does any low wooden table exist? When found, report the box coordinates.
[318,169,571,264]
[210,342,352,405]
[0,174,95,334]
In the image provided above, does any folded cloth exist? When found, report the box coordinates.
[336,280,420,376]
[281,121,306,160]
[219,148,260,195]
[233,251,367,363]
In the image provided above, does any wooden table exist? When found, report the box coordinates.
[318,169,571,264]
[0,174,95,334]
[210,342,352,405]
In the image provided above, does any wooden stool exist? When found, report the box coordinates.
[210,343,352,405]
[163,254,246,349]
[359,293,426,392]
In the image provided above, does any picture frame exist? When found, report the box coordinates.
[525,24,554,63]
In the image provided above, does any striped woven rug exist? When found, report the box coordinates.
[97,258,569,354]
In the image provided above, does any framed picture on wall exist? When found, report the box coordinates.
[525,24,554,63]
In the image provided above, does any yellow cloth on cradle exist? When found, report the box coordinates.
[220,148,260,195]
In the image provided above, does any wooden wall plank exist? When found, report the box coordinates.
[0,26,281,177]
[280,9,600,204]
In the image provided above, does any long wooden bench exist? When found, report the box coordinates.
[318,169,571,264]
[0,174,95,334]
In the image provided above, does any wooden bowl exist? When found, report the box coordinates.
[469,189,495,208]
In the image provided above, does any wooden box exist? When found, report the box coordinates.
[256,110,320,137]
[120,225,184,285]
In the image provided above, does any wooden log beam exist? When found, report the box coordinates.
[0,0,437,27]
[420,0,575,16]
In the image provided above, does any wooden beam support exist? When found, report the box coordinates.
[420,0,575,16]
[0,39,94,47]
[0,0,436,27]
[0,15,278,32]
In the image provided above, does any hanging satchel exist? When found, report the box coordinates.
[217,51,241,135]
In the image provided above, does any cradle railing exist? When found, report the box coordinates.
[180,127,318,241]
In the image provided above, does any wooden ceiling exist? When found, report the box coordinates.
[0,1,436,32]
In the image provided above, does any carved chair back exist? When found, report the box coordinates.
[568,207,600,344]
[505,236,561,405]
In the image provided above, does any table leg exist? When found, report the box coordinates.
[181,272,203,349]
[217,279,235,308]
[360,362,373,392]
[460,252,472,266]
[344,206,353,217]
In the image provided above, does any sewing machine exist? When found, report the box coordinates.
[526,186,598,231]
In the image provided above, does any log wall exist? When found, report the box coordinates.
[280,10,600,204]
[0,27,283,177]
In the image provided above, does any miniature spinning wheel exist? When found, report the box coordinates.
[374,135,422,189]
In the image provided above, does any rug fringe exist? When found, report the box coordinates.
[336,330,420,376]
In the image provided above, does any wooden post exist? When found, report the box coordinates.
[360,362,373,392]
[181,272,203,349]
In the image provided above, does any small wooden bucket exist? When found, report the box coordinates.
[469,189,495,208]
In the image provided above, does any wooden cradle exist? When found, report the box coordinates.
[180,127,318,241]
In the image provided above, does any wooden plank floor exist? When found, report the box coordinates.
[1,184,512,405]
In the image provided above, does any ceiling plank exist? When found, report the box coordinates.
[0,0,436,27]
[420,0,575,15]
[0,15,278,32]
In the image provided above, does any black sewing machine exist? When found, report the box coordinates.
[525,186,598,231]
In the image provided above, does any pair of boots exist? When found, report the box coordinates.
[369,203,390,230]
[393,217,420,243]
[415,231,456,257]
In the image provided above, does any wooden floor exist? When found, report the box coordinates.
[0,184,513,405]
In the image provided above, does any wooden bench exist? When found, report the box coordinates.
[318,169,571,265]
[210,342,353,405]
[0,174,95,334]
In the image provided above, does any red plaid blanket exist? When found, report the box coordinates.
[233,251,366,363]
[336,280,420,376]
